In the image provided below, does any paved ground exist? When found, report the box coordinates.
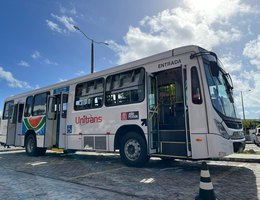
[0,147,260,200]
[245,143,260,152]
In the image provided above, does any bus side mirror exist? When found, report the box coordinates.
[209,61,219,77]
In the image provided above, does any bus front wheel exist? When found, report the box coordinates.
[25,134,38,156]
[25,135,46,156]
[120,132,149,167]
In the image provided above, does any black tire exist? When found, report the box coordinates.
[37,148,47,156]
[63,149,76,154]
[25,134,38,156]
[120,132,149,167]
[25,135,46,156]
[161,157,175,162]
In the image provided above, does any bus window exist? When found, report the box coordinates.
[18,104,24,123]
[74,78,104,110]
[3,101,14,120]
[62,94,68,118]
[191,67,202,104]
[105,68,145,106]
[32,92,49,116]
[24,96,33,117]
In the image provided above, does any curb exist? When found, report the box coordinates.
[0,148,24,152]
[211,156,260,163]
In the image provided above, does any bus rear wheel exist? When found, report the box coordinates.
[120,132,149,167]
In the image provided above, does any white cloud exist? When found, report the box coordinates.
[32,51,41,59]
[110,0,253,64]
[46,20,62,33]
[75,70,86,76]
[58,78,67,82]
[60,5,77,15]
[0,66,31,89]
[220,53,242,73]
[44,58,58,66]
[231,70,260,119]
[18,60,30,67]
[51,14,76,32]
[243,35,260,69]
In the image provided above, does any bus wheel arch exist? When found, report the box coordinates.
[115,125,149,167]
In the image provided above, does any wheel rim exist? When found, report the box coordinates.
[27,137,35,153]
[124,139,141,161]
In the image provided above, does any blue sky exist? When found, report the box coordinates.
[0,0,260,119]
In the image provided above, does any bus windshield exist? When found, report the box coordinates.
[203,55,238,119]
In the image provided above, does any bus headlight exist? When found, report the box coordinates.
[231,131,244,140]
[215,120,230,139]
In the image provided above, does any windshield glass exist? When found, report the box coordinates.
[203,55,238,119]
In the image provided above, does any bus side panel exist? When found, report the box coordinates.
[186,61,209,159]
[66,103,147,152]
[0,120,8,144]
[22,116,46,148]
[207,133,233,157]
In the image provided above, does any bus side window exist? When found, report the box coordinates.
[74,78,104,110]
[191,67,202,104]
[62,94,68,118]
[3,101,14,120]
[32,92,49,116]
[105,68,145,106]
[24,96,33,117]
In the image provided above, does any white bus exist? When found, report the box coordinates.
[0,45,245,167]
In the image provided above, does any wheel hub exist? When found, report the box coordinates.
[124,139,141,161]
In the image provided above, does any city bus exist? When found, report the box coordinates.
[0,45,245,167]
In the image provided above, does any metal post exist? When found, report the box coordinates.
[73,25,108,74]
[91,40,94,74]
[241,91,245,120]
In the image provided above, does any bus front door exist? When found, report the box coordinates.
[156,67,190,158]
[147,74,159,154]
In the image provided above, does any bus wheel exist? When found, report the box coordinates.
[25,134,38,156]
[120,132,149,167]
[37,148,47,156]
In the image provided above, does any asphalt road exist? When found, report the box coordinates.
[0,149,259,200]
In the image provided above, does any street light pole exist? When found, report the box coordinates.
[240,90,251,120]
[73,25,108,74]
[240,91,245,120]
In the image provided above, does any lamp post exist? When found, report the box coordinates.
[73,25,108,74]
[240,91,245,120]
[240,90,251,120]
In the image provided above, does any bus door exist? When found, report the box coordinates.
[46,93,68,148]
[6,104,16,146]
[156,67,191,158]
[14,103,24,146]
[57,93,68,148]
[147,74,159,154]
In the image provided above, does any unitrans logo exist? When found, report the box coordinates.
[75,115,102,125]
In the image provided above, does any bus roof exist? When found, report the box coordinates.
[4,45,201,102]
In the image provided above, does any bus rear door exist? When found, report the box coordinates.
[46,93,68,148]
[6,103,17,146]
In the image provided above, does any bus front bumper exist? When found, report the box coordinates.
[233,140,245,153]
